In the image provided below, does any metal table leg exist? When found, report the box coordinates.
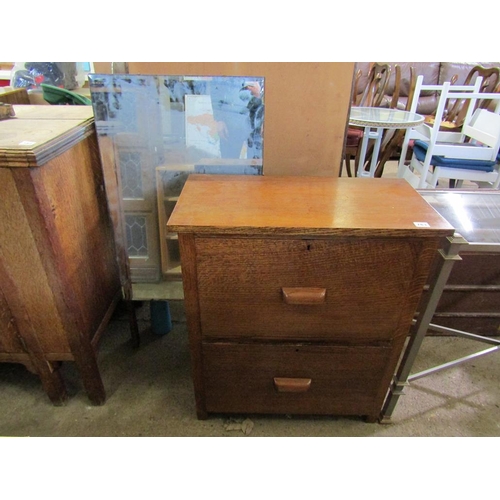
[380,235,465,423]
[356,126,383,178]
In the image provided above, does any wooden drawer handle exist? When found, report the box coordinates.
[274,377,312,393]
[282,287,326,305]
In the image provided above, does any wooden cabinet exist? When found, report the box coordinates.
[0,105,126,405]
[167,175,454,421]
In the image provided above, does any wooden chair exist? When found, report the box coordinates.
[426,65,500,132]
[343,63,394,177]
[355,63,392,107]
[398,76,500,189]
[373,66,416,177]
[351,68,362,105]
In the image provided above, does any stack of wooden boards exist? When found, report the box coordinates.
[0,105,94,167]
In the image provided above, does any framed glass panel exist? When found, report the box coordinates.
[89,74,265,282]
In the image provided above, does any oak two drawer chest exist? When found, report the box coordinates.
[167,175,454,422]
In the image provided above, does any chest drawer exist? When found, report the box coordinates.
[202,342,393,417]
[195,237,429,342]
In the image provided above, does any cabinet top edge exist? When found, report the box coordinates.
[167,175,456,235]
[168,226,454,238]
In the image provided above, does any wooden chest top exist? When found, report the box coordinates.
[0,105,95,168]
[167,175,454,238]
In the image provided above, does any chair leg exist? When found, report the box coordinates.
[339,157,346,177]
[343,153,353,177]
[375,129,404,177]
[429,166,440,188]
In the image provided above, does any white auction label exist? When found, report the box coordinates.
[414,222,430,227]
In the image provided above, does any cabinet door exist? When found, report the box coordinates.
[117,141,161,282]
[91,79,163,283]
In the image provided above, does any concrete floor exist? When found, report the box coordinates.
[1,300,499,438]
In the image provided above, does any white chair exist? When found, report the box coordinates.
[398,76,500,189]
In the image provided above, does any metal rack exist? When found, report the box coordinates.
[381,189,500,422]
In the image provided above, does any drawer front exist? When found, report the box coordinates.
[196,237,428,341]
[202,342,393,417]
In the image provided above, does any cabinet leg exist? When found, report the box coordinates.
[82,371,106,405]
[73,350,106,405]
[35,359,68,406]
[126,299,140,348]
[196,408,208,420]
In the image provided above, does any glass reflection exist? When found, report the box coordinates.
[88,74,265,282]
[446,193,474,233]
[90,74,264,165]
[419,191,500,244]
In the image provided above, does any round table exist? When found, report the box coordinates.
[349,107,425,178]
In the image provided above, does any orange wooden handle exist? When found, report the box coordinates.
[274,377,312,393]
[282,287,326,305]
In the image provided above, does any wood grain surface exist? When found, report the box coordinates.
[0,105,94,168]
[0,284,24,354]
[0,114,122,404]
[0,88,30,105]
[195,236,437,342]
[202,342,392,417]
[171,174,454,420]
[167,175,455,237]
[0,168,69,354]
[11,105,94,121]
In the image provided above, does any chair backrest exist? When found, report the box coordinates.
[444,65,500,128]
[351,68,362,105]
[398,75,500,185]
[462,108,500,156]
[375,66,417,174]
[402,66,416,112]
[408,75,485,130]
[389,64,402,109]
[357,63,391,107]
[419,78,500,160]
